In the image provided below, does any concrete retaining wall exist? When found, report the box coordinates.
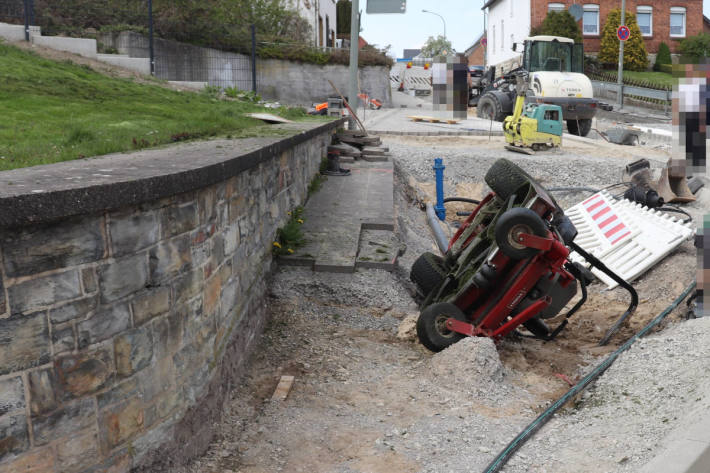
[99,31,392,106]
[31,35,97,59]
[0,121,341,472]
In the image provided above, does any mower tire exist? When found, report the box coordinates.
[495,207,548,260]
[416,302,468,352]
[476,93,506,122]
[567,119,592,137]
[484,158,532,201]
[410,252,447,296]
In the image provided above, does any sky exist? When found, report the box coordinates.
[361,0,710,59]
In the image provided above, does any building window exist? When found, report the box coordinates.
[670,7,686,38]
[501,20,504,52]
[583,4,599,35]
[636,6,652,37]
[548,3,565,12]
[492,25,496,54]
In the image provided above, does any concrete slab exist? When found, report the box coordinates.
[31,35,97,58]
[280,160,395,273]
[640,413,710,473]
[96,53,150,74]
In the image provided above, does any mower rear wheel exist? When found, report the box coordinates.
[484,158,532,201]
[495,207,548,260]
[410,252,447,296]
[416,302,468,352]
[523,317,551,339]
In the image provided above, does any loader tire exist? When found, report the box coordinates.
[410,252,447,297]
[567,119,592,137]
[477,93,506,122]
[484,158,532,201]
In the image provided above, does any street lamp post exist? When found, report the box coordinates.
[422,9,446,38]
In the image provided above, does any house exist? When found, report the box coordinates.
[464,33,485,66]
[482,0,704,66]
[402,48,422,59]
[291,0,337,47]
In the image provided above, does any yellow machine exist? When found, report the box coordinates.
[503,74,563,154]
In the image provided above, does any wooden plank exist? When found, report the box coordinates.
[271,375,295,401]
[362,146,386,156]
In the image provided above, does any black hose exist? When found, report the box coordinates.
[569,242,639,346]
[444,197,481,205]
[482,280,697,473]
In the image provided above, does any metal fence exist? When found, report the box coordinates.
[591,80,672,113]
[0,0,257,92]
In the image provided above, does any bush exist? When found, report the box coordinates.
[653,42,672,71]
[679,33,710,63]
[598,9,649,71]
[536,10,582,43]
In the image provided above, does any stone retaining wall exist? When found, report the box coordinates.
[0,121,340,472]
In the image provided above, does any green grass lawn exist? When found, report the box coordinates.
[0,42,321,171]
[601,69,676,88]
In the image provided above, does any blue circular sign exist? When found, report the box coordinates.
[617,25,630,41]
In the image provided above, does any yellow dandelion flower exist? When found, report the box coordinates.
[273,241,282,248]
[297,219,304,224]
[287,248,294,254]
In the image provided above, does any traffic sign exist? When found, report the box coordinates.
[617,25,630,41]
[481,37,487,47]
[366,0,406,14]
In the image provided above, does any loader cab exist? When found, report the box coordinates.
[522,36,584,74]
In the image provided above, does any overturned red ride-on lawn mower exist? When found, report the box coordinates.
[411,159,638,352]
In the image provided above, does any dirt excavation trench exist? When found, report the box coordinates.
[177,136,705,473]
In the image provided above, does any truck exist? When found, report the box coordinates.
[472,35,608,137]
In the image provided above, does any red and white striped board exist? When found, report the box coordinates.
[566,191,695,289]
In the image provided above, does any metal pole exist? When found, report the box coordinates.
[251,24,257,93]
[422,10,446,39]
[23,0,29,41]
[617,0,626,108]
[348,0,360,130]
[148,0,155,76]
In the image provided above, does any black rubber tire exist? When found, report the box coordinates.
[567,119,592,137]
[416,302,468,352]
[476,92,505,121]
[410,252,447,296]
[494,207,548,260]
[484,158,531,201]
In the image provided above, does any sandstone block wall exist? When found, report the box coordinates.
[0,124,336,472]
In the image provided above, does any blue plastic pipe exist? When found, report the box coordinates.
[433,158,446,221]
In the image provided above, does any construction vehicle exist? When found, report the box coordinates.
[473,36,607,137]
[503,73,563,153]
[410,159,637,352]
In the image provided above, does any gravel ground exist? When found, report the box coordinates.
[175,132,705,473]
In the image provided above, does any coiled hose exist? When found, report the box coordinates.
[482,280,697,473]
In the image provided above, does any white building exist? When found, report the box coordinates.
[291,0,337,47]
[482,0,530,69]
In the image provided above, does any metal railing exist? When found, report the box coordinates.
[591,80,672,113]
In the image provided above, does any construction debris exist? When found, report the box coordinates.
[271,375,295,401]
[408,115,460,124]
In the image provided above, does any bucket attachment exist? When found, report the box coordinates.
[657,159,695,203]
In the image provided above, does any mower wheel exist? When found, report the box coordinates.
[484,158,532,201]
[410,252,447,296]
[495,208,548,260]
[416,302,468,352]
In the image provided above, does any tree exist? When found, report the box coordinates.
[421,35,453,57]
[679,33,710,63]
[653,42,671,71]
[337,0,351,37]
[534,10,582,43]
[598,9,648,71]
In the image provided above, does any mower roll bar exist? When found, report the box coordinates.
[568,241,639,346]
